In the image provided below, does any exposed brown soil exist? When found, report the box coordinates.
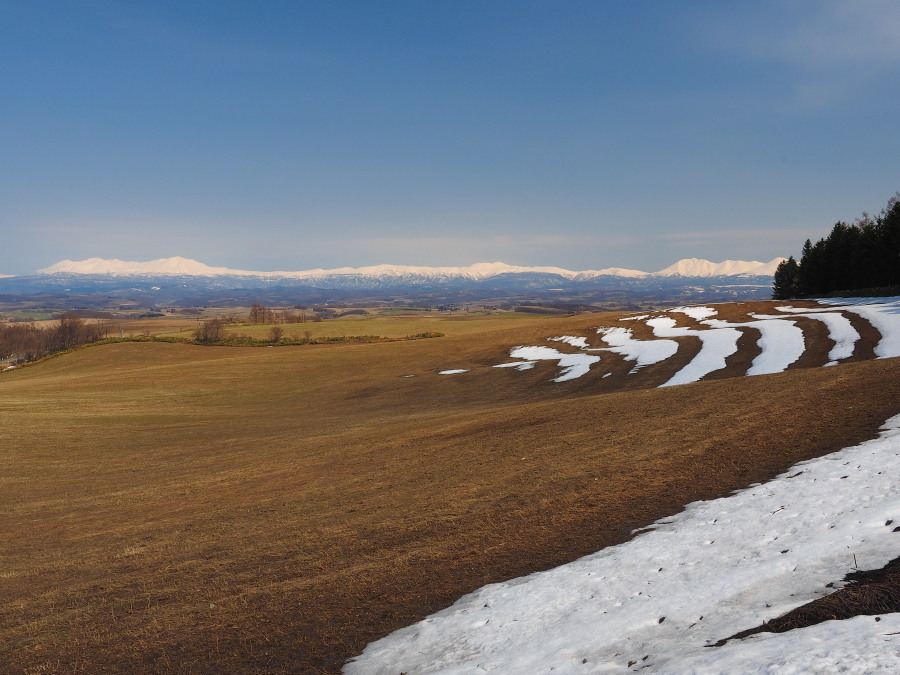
[2,302,899,673]
[716,556,900,646]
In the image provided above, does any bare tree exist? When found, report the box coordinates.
[194,318,228,344]
[55,312,85,350]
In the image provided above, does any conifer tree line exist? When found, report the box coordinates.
[773,193,900,299]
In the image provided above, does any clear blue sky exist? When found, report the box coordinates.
[2,0,899,274]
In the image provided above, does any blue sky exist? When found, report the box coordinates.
[2,0,899,275]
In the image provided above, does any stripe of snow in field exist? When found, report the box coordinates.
[817,297,900,358]
[702,318,805,375]
[646,317,741,386]
[496,346,601,382]
[494,361,537,371]
[595,327,679,373]
[345,414,900,674]
[753,311,860,364]
[670,306,718,320]
[550,335,591,349]
[438,369,469,375]
[549,331,680,375]
[776,298,900,358]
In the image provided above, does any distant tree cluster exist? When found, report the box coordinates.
[0,313,112,364]
[773,194,900,299]
[248,302,311,324]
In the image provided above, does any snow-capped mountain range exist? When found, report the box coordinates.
[0,256,784,305]
[35,256,784,280]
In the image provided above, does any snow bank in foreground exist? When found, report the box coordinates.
[346,414,900,674]
[671,613,900,674]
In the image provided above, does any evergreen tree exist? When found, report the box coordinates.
[772,256,800,299]
[785,193,900,297]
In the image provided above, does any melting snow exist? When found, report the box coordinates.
[438,369,470,375]
[491,297,900,385]
[494,361,537,371]
[596,327,679,373]
[647,316,741,387]
[551,336,591,349]
[495,346,601,382]
[701,317,805,375]
[670,306,718,321]
[346,414,900,674]
[817,297,900,359]
[754,311,860,364]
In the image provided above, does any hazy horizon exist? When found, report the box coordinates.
[3,1,899,275]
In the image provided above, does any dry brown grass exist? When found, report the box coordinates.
[2,302,899,673]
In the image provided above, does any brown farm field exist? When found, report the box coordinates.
[2,301,899,673]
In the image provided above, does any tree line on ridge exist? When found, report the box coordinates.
[773,193,900,299]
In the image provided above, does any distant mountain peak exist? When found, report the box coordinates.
[654,257,785,277]
[37,257,247,277]
[34,256,784,279]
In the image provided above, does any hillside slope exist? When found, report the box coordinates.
[1,300,898,673]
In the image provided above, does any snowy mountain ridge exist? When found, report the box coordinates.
[36,256,785,280]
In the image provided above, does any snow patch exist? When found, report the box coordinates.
[670,305,718,321]
[595,327,679,373]
[701,317,805,375]
[550,336,591,349]
[647,316,741,386]
[754,311,860,364]
[779,298,900,359]
[498,346,601,382]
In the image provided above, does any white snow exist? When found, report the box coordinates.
[346,414,900,675]
[438,369,470,375]
[701,318,805,376]
[34,257,784,280]
[777,298,900,359]
[754,311,860,364]
[820,298,900,359]
[595,327,679,373]
[646,317,742,387]
[494,361,537,371]
[495,346,601,382]
[551,336,592,349]
[670,306,718,321]
[670,614,900,673]
[494,297,900,387]
[654,258,785,277]
[518,331,679,378]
